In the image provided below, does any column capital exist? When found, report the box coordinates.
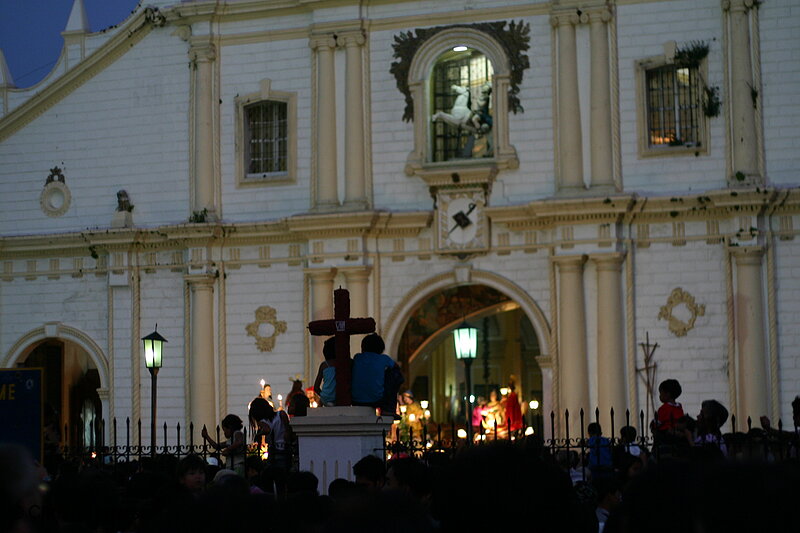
[590,252,626,271]
[723,0,756,13]
[96,388,110,401]
[305,267,337,282]
[184,273,216,288]
[337,31,366,48]
[586,6,612,23]
[309,35,337,51]
[189,43,216,63]
[551,254,588,271]
[340,266,372,282]
[550,12,582,28]
[731,245,765,265]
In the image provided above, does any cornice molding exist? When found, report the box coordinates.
[0,9,163,143]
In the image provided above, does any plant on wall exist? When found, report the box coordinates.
[674,40,721,118]
[390,20,531,122]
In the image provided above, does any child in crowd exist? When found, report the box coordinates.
[695,399,729,455]
[656,379,684,432]
[313,337,337,406]
[177,454,207,496]
[618,425,644,459]
[201,414,245,475]
[587,422,613,480]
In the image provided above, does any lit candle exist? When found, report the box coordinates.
[278,394,283,410]
[420,400,429,410]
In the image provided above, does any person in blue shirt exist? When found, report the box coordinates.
[587,422,613,481]
[351,333,402,414]
[313,337,337,406]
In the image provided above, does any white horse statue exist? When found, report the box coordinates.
[431,85,475,131]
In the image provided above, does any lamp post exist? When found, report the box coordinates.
[453,322,477,442]
[142,326,167,457]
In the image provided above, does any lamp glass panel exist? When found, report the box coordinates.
[453,327,477,359]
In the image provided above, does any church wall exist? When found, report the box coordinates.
[219,38,313,220]
[368,27,432,211]
[109,284,133,425]
[0,30,189,236]
[774,237,800,422]
[759,0,800,186]
[616,0,728,194]
[0,274,108,367]
[223,261,306,418]
[138,270,188,428]
[632,237,729,419]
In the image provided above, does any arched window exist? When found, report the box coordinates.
[430,47,494,162]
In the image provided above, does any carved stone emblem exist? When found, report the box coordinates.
[40,166,71,217]
[658,287,705,337]
[245,306,287,352]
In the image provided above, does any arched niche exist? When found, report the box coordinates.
[403,27,520,184]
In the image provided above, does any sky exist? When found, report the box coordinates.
[0,0,142,88]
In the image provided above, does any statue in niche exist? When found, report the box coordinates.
[432,85,474,130]
[431,82,493,158]
[116,190,134,212]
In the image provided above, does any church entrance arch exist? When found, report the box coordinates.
[385,271,551,437]
[3,323,110,450]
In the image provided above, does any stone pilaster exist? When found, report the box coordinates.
[342,266,372,354]
[310,36,339,209]
[551,13,584,191]
[553,255,589,437]
[732,247,768,424]
[190,43,217,219]
[340,32,368,209]
[592,253,626,430]
[588,7,614,189]
[724,0,759,180]
[186,274,216,433]
[307,268,336,363]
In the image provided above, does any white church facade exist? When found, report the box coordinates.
[1,0,799,445]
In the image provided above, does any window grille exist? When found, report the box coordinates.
[646,65,701,147]
[245,101,288,175]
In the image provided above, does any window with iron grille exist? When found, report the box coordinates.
[430,49,493,163]
[646,64,701,147]
[245,100,288,175]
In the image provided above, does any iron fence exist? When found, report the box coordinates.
[48,408,798,473]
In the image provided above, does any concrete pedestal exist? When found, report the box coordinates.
[291,406,394,494]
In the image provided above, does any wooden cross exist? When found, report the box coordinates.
[307,287,376,406]
[637,331,659,426]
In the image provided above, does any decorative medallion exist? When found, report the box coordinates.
[658,287,705,337]
[40,166,71,217]
[246,306,287,352]
[391,20,530,122]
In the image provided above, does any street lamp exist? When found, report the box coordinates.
[142,326,167,457]
[453,321,477,442]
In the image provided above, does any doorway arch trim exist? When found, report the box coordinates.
[384,268,551,362]
[3,322,110,389]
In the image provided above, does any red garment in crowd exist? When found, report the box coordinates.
[656,401,684,431]
[506,391,523,432]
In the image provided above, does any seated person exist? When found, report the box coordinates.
[313,337,337,406]
[352,333,402,414]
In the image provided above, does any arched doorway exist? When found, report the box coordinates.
[396,284,543,434]
[4,324,110,451]
[19,339,102,449]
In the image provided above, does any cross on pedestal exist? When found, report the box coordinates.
[308,287,376,406]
